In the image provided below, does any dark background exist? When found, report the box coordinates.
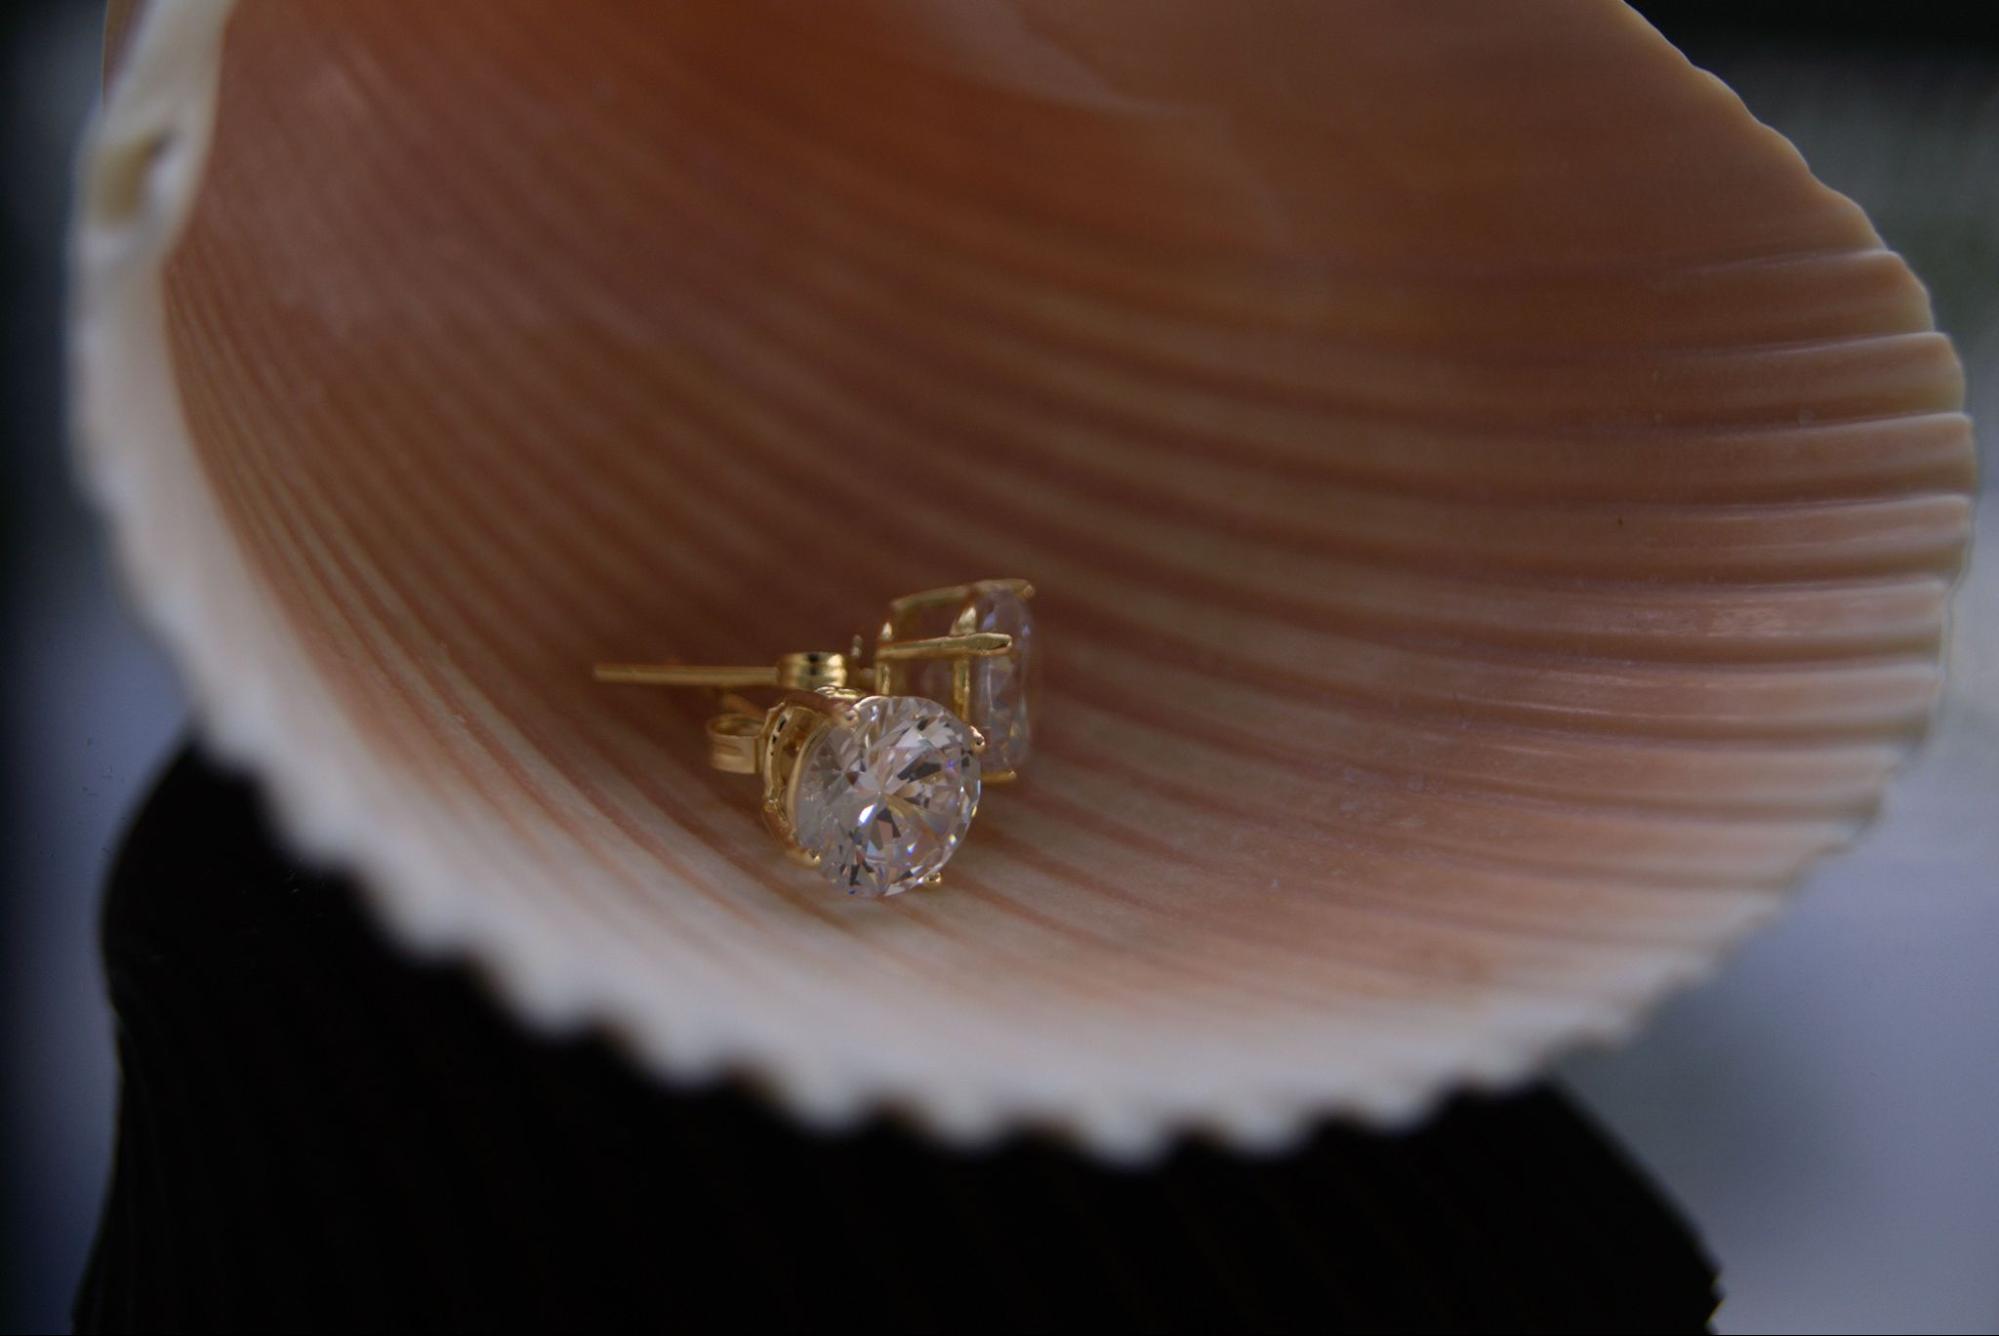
[6,4,1996,1331]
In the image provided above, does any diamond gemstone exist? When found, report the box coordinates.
[792,696,981,896]
[916,585,1034,774]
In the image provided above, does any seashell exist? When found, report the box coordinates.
[73,0,1974,1156]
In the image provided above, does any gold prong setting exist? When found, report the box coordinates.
[873,631,1014,664]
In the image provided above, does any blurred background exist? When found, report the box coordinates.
[4,4,1993,1332]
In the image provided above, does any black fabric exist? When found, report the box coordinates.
[76,748,1718,1333]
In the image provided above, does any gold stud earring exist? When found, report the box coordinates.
[591,579,1034,897]
[878,579,1036,783]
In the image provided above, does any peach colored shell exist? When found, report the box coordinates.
[73,0,1973,1156]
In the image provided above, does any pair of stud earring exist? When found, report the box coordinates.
[593,579,1036,897]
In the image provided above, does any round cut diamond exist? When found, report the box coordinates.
[792,696,981,896]
[917,586,1035,774]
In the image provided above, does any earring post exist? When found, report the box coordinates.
[593,648,856,692]
[592,663,779,688]
[874,631,1012,663]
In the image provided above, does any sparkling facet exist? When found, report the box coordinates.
[792,696,981,896]
[916,586,1035,774]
